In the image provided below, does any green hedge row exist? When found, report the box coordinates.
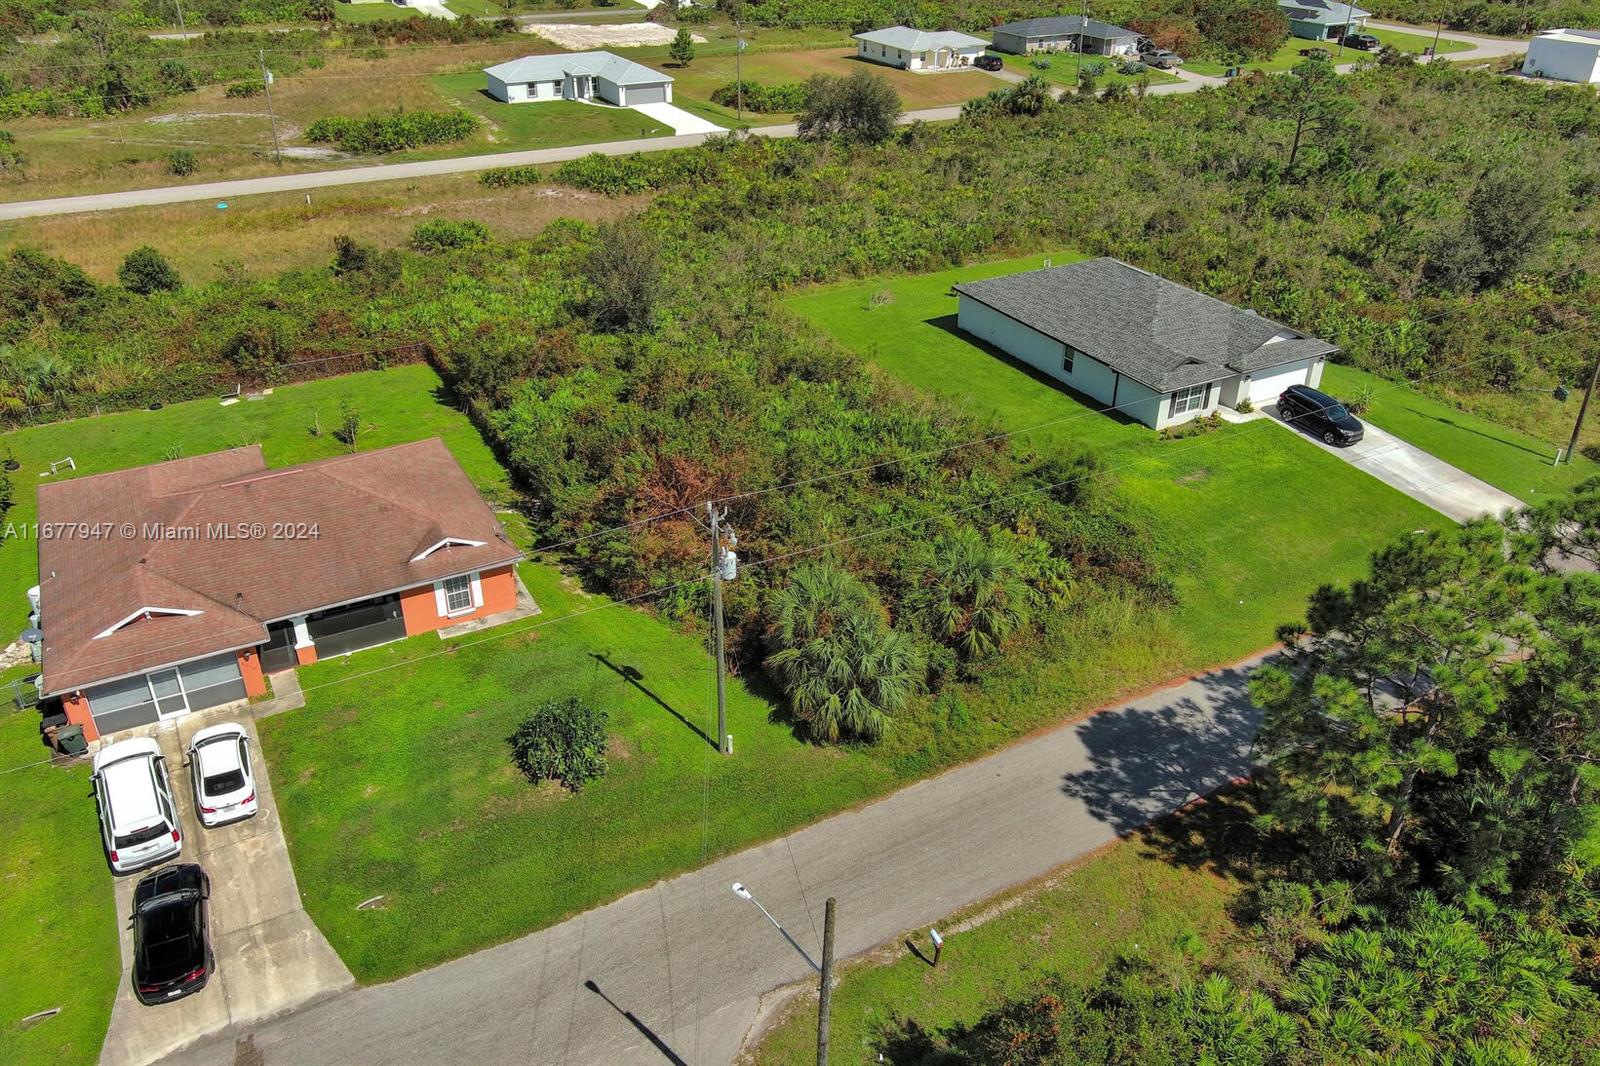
[479,164,542,188]
[306,110,477,153]
[709,80,808,113]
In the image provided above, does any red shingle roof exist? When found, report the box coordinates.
[38,439,522,695]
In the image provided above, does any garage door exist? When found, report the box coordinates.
[1246,359,1315,407]
[628,83,669,105]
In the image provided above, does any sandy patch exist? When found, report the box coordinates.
[523,23,706,49]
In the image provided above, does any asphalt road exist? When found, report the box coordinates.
[163,651,1268,1066]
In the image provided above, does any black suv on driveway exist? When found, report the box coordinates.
[1278,384,1365,445]
[132,864,214,1006]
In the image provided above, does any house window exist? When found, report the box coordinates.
[1169,383,1209,417]
[1061,348,1076,376]
[444,574,474,615]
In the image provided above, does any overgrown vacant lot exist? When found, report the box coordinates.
[1182,25,1470,75]
[784,252,1453,664]
[0,363,506,637]
[0,700,120,1066]
[0,175,646,283]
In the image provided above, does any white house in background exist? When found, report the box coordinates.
[1522,28,1600,82]
[954,258,1337,431]
[483,51,674,106]
[1278,0,1372,41]
[852,26,989,70]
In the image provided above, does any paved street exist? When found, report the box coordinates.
[165,653,1268,1066]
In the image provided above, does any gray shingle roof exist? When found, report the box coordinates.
[953,258,1339,393]
[991,16,1137,41]
[1277,0,1372,25]
[483,51,672,88]
[853,26,989,51]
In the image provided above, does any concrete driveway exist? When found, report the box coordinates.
[628,100,724,135]
[1264,405,1524,522]
[98,705,351,1066]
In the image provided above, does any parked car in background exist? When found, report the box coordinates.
[1278,384,1365,445]
[132,864,213,1005]
[92,738,182,874]
[186,722,258,828]
[974,53,1003,71]
[1342,32,1381,50]
[1144,49,1183,69]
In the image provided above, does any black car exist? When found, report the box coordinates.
[1278,384,1365,445]
[132,864,213,1006]
[974,54,1003,71]
[1342,32,1381,50]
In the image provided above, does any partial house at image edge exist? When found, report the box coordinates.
[1522,28,1600,82]
[953,257,1338,430]
[482,50,674,106]
[37,438,525,741]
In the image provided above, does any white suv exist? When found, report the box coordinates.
[92,738,182,875]
[186,722,258,828]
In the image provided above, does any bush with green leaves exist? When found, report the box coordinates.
[117,246,181,295]
[797,69,902,144]
[410,219,490,253]
[479,164,542,188]
[166,149,196,176]
[507,695,609,792]
[709,81,808,113]
[306,110,476,153]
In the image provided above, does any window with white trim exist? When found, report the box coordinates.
[443,574,474,615]
[1169,383,1208,417]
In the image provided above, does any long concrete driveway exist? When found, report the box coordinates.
[163,653,1268,1066]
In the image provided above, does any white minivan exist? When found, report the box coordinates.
[92,738,182,875]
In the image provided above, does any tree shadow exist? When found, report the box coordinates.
[583,980,689,1066]
[922,313,1144,428]
[872,1014,953,1065]
[1420,411,1554,460]
[590,652,718,751]
[1059,664,1265,878]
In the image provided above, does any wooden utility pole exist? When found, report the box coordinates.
[816,897,836,1066]
[260,50,282,165]
[735,17,745,124]
[707,503,730,754]
[1565,353,1599,464]
[1430,10,1446,56]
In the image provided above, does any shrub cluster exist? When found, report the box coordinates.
[409,219,490,253]
[709,81,808,113]
[306,110,476,153]
[479,164,542,188]
[507,696,609,793]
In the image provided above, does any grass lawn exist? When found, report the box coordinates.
[998,52,1182,90]
[0,709,121,1066]
[784,253,1452,666]
[752,813,1241,1064]
[1183,28,1469,75]
[444,0,504,14]
[432,71,674,147]
[333,2,416,21]
[1321,362,1596,503]
[0,363,509,640]
[653,47,1000,128]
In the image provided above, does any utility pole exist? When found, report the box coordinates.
[816,897,836,1066]
[174,0,187,40]
[259,50,282,166]
[1430,10,1445,57]
[735,16,745,125]
[1565,353,1599,464]
[1074,0,1089,91]
[707,503,733,754]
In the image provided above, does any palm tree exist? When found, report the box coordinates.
[765,563,925,743]
[911,528,1035,661]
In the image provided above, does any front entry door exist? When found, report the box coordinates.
[149,668,189,720]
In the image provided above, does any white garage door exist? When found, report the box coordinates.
[1246,359,1316,407]
[628,83,670,105]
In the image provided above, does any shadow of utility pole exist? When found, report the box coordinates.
[591,652,719,751]
[583,980,690,1066]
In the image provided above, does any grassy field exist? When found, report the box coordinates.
[1321,362,1596,502]
[0,709,121,1066]
[1183,27,1471,76]
[0,171,644,283]
[998,51,1183,90]
[752,819,1241,1064]
[784,253,1452,666]
[0,363,508,639]
[431,71,673,146]
[334,2,417,21]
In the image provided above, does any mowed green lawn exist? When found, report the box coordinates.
[1183,27,1470,75]
[784,254,1451,665]
[0,704,120,1066]
[998,51,1182,89]
[0,363,509,642]
[1321,363,1596,503]
[431,71,673,148]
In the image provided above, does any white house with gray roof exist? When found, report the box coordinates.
[483,51,674,106]
[954,258,1336,430]
[853,26,989,70]
[990,16,1139,56]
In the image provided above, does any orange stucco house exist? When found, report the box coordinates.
[37,439,524,741]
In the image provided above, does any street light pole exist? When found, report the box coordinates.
[731,883,820,972]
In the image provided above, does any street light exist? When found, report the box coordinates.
[731,883,837,1065]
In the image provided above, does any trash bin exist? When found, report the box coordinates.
[56,725,87,757]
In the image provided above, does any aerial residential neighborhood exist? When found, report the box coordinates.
[3,1,1600,1065]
